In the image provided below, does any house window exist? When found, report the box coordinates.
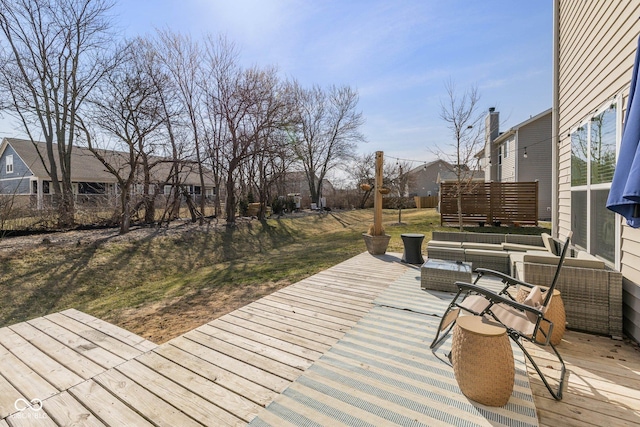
[504,140,509,158]
[570,101,617,262]
[497,146,503,181]
[6,155,13,173]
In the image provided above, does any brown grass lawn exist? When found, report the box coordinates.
[0,208,549,343]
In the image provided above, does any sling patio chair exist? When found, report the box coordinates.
[430,232,572,400]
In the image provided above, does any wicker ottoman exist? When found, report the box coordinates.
[451,316,515,407]
[516,287,566,345]
[401,233,425,264]
[421,258,472,292]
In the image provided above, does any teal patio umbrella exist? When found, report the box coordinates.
[607,35,640,227]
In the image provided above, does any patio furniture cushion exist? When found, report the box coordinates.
[501,242,547,252]
[541,233,557,255]
[427,246,466,262]
[504,234,545,246]
[523,253,605,270]
[461,242,504,250]
[465,248,510,258]
[427,240,463,248]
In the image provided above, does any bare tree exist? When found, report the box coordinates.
[350,152,375,208]
[0,0,114,227]
[291,83,365,206]
[155,29,208,224]
[79,39,165,234]
[204,35,292,224]
[139,37,188,224]
[438,80,484,231]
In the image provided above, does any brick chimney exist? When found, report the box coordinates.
[484,108,499,181]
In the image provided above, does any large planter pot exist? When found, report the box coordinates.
[362,233,391,255]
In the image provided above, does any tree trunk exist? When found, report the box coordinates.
[225,173,236,224]
[120,190,131,235]
[457,190,463,232]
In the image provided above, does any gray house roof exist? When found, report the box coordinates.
[0,138,214,187]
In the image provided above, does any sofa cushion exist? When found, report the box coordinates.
[504,234,544,246]
[576,250,598,260]
[426,246,466,262]
[541,233,557,255]
[463,232,505,244]
[501,242,546,252]
[427,240,462,248]
[461,242,504,251]
[465,248,511,258]
[522,253,606,270]
[564,258,606,269]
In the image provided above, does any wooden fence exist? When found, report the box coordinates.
[414,196,438,208]
[440,181,538,226]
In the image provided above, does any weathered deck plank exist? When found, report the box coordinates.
[9,322,106,380]
[68,379,154,427]
[41,391,106,427]
[0,327,84,391]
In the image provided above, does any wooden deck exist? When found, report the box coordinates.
[0,251,638,426]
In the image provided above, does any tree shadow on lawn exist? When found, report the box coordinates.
[0,218,307,328]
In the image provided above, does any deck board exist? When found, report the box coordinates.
[1,251,639,426]
[68,379,155,426]
[41,391,106,427]
[151,343,278,407]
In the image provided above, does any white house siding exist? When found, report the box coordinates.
[518,114,553,220]
[499,136,516,182]
[555,0,640,342]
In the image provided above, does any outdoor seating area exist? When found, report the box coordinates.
[0,251,638,426]
[431,234,573,401]
[426,231,624,338]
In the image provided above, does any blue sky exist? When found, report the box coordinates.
[2,1,553,172]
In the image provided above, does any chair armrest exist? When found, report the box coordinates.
[474,268,536,289]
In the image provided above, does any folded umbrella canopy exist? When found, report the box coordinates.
[607,35,640,227]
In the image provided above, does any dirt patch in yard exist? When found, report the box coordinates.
[115,279,286,343]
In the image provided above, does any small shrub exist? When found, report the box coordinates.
[238,198,249,216]
[285,196,297,213]
[271,197,286,215]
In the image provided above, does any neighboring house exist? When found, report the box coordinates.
[436,170,485,184]
[553,1,639,342]
[477,108,553,220]
[406,159,452,197]
[278,171,334,208]
[0,138,216,209]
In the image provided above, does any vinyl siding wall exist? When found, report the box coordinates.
[518,113,553,220]
[556,0,640,341]
[407,161,450,197]
[498,137,516,182]
[0,144,32,194]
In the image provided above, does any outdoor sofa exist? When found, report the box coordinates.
[426,231,623,338]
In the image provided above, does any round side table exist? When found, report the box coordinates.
[516,287,566,345]
[451,316,515,407]
[400,233,425,264]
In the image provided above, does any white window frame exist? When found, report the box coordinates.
[5,154,13,174]
[570,97,620,266]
